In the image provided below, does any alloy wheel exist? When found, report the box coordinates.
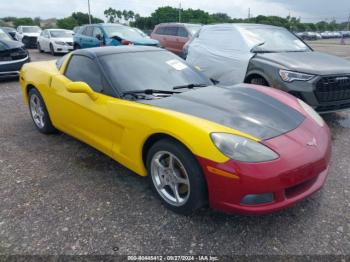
[150,151,190,207]
[30,94,45,129]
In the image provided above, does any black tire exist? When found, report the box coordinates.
[50,44,56,56]
[146,138,207,215]
[74,43,81,50]
[37,42,43,53]
[250,77,269,86]
[28,88,57,134]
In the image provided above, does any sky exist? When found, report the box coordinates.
[0,0,349,22]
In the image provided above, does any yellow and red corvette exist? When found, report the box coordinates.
[20,46,331,215]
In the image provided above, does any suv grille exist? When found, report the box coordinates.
[0,48,27,62]
[315,75,350,102]
[22,36,37,47]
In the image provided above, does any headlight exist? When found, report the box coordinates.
[279,70,315,82]
[54,41,65,45]
[297,99,324,127]
[210,133,279,162]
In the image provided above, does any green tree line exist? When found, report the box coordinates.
[1,6,349,32]
[129,6,349,32]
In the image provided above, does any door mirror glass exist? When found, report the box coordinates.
[66,82,98,100]
[96,34,103,41]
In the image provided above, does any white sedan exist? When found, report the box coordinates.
[37,29,74,55]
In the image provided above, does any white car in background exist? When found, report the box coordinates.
[37,29,74,55]
[16,26,42,48]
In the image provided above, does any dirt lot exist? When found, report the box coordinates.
[0,44,349,257]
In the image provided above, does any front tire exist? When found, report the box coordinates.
[249,77,269,86]
[146,139,207,215]
[50,44,56,56]
[37,42,43,53]
[28,88,57,134]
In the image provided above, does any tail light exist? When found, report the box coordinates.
[121,39,133,45]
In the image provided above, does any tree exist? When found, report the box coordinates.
[57,16,78,29]
[57,12,104,30]
[104,8,117,23]
[34,17,41,26]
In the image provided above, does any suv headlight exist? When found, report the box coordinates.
[210,133,279,163]
[279,70,315,82]
[54,41,66,45]
[298,99,324,127]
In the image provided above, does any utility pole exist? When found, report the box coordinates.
[248,8,251,20]
[179,1,182,23]
[88,0,92,24]
[347,12,350,30]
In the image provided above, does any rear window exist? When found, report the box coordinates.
[82,26,93,37]
[155,27,165,35]
[177,27,188,37]
[164,27,178,36]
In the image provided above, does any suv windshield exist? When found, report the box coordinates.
[241,27,310,53]
[100,50,211,95]
[104,25,144,40]
[50,30,72,38]
[22,26,41,33]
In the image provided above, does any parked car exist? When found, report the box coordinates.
[0,27,18,41]
[132,27,150,38]
[151,23,201,55]
[73,23,159,49]
[0,28,30,78]
[185,23,350,113]
[37,29,74,55]
[16,26,42,48]
[20,46,330,215]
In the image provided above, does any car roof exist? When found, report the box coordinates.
[157,23,201,27]
[72,46,163,58]
[202,23,284,30]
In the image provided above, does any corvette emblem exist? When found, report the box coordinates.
[307,137,317,147]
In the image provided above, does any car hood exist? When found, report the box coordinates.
[23,32,40,37]
[141,85,305,140]
[51,37,73,42]
[256,51,350,75]
[0,39,24,49]
[128,37,159,46]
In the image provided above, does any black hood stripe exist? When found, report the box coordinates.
[141,85,305,140]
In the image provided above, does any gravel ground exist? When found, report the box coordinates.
[0,46,349,257]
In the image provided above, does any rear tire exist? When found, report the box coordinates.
[146,138,207,215]
[28,88,57,134]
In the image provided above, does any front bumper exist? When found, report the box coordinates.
[198,118,331,215]
[53,44,74,53]
[275,75,350,113]
[0,56,30,78]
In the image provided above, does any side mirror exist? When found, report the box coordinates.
[66,82,98,100]
[96,34,103,41]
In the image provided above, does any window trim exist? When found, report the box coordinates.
[63,54,117,97]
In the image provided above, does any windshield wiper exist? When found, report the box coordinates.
[172,83,208,90]
[122,89,181,96]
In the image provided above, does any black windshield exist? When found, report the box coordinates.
[99,50,212,94]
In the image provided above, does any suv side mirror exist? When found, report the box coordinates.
[96,34,103,41]
[66,82,98,100]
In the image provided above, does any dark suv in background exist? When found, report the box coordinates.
[151,23,201,55]
[0,28,30,78]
